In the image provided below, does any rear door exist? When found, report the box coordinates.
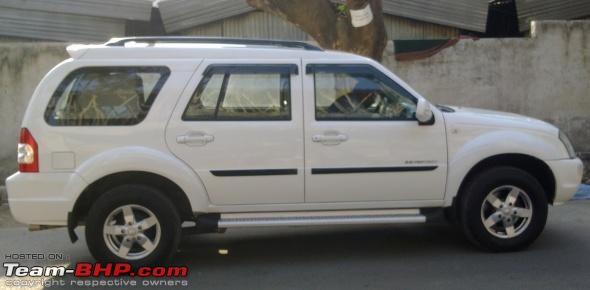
[166,59,304,205]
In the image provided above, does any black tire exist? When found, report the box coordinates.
[459,166,548,252]
[85,184,181,267]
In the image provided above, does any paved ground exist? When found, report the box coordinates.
[1,201,589,290]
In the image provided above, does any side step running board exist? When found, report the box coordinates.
[217,209,425,228]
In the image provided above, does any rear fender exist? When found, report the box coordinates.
[74,146,210,212]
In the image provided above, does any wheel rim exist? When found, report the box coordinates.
[103,204,161,260]
[480,185,533,239]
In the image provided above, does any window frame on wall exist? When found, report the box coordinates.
[182,64,297,122]
[44,66,170,126]
[307,64,418,122]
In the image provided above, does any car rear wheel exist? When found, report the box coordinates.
[459,166,548,251]
[85,184,181,267]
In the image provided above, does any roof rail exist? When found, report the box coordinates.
[104,37,324,51]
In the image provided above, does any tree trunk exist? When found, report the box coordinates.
[246,0,387,61]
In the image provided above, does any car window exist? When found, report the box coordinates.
[311,65,417,121]
[45,67,170,126]
[183,65,292,121]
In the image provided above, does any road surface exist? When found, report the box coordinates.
[0,201,589,290]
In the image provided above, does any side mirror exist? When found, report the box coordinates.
[416,99,435,125]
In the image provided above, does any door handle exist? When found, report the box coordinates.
[312,132,348,145]
[176,132,214,146]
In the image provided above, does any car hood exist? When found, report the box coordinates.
[443,106,558,135]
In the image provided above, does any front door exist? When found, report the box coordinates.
[166,60,304,205]
[303,62,447,203]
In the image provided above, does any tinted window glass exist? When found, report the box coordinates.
[183,65,292,121]
[312,65,416,121]
[45,67,170,126]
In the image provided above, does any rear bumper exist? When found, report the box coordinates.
[546,158,584,205]
[5,172,87,225]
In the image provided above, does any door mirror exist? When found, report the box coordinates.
[415,99,434,125]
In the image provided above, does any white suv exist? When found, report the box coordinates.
[6,37,583,266]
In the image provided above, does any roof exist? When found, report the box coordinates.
[3,0,589,42]
[515,0,590,31]
[105,36,324,50]
[382,0,489,32]
[0,7,125,42]
[0,0,153,21]
[0,0,153,41]
[159,0,254,33]
[67,37,362,61]
[158,0,490,33]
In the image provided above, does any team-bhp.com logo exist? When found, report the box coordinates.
[4,262,187,277]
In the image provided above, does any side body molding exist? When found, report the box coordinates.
[443,130,563,206]
[74,146,211,212]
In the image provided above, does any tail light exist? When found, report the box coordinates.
[17,128,38,172]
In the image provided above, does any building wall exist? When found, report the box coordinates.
[383,20,590,172]
[0,43,68,181]
[178,11,459,40]
[0,21,588,183]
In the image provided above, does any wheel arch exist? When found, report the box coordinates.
[71,171,195,226]
[450,153,556,209]
[68,146,213,238]
[72,146,210,212]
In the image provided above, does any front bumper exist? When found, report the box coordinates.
[546,158,584,204]
[5,172,87,225]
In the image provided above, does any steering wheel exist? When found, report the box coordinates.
[350,92,377,114]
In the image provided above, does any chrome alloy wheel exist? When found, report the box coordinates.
[103,205,161,260]
[480,185,533,239]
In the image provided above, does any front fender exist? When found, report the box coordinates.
[443,130,564,206]
[74,146,210,212]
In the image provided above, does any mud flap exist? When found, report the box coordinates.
[67,212,79,243]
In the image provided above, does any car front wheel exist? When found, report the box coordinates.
[459,166,548,251]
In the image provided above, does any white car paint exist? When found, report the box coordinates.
[442,106,575,206]
[5,41,584,227]
[165,58,305,205]
[300,59,447,203]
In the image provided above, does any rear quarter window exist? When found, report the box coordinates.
[44,66,170,126]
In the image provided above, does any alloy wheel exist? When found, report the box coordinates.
[480,185,533,239]
[103,204,161,260]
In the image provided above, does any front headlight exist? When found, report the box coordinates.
[559,131,577,159]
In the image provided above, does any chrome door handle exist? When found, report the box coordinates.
[312,133,348,145]
[176,132,214,146]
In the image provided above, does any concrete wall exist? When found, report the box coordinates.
[0,20,588,183]
[382,20,590,175]
[0,43,68,181]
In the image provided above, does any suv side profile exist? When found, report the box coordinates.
[6,37,583,266]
